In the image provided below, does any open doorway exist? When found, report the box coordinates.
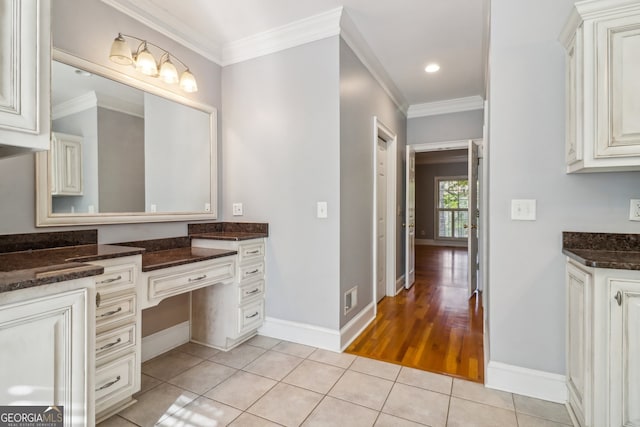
[346,140,485,383]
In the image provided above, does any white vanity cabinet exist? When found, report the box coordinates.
[0,278,95,427]
[566,258,640,426]
[0,0,51,157]
[90,256,141,423]
[51,133,83,196]
[560,0,640,172]
[191,238,266,350]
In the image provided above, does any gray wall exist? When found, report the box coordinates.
[408,110,483,145]
[221,37,341,330]
[339,39,407,326]
[488,0,640,376]
[98,107,145,213]
[415,162,468,240]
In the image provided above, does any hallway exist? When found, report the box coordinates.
[345,245,484,383]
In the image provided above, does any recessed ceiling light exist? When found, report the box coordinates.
[425,63,440,73]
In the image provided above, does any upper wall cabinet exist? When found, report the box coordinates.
[560,0,640,173]
[0,0,50,158]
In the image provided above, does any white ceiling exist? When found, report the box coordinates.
[102,0,489,108]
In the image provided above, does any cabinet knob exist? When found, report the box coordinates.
[614,291,622,306]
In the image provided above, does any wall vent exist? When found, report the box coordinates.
[344,286,358,315]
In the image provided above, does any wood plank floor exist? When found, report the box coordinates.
[345,245,484,383]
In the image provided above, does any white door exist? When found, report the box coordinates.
[376,137,387,302]
[467,140,479,298]
[405,146,416,289]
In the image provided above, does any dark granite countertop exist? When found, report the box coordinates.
[190,232,268,241]
[142,247,237,272]
[188,222,268,241]
[563,232,640,271]
[0,244,145,293]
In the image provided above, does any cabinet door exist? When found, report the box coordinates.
[610,280,640,427]
[595,13,640,158]
[566,262,591,427]
[0,289,89,427]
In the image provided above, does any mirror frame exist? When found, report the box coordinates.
[36,49,218,226]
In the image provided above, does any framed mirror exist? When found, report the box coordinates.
[36,49,217,226]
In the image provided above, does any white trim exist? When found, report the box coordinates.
[258,316,341,352]
[52,91,97,120]
[222,8,342,66]
[340,11,408,113]
[396,275,406,294]
[486,361,568,404]
[340,302,376,351]
[411,140,471,152]
[416,239,468,248]
[407,96,485,118]
[141,320,190,362]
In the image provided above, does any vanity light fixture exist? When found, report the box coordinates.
[109,33,198,93]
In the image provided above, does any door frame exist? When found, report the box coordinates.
[372,117,398,311]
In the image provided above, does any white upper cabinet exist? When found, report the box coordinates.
[560,0,640,173]
[0,0,50,157]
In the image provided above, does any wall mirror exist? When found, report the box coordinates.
[36,49,217,226]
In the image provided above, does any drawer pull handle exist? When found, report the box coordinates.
[246,249,260,255]
[96,292,101,308]
[246,311,260,319]
[100,307,123,318]
[615,291,622,306]
[189,274,208,282]
[247,269,259,275]
[97,375,121,391]
[98,338,122,351]
[246,288,260,295]
[97,275,122,285]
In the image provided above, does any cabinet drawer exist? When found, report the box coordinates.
[239,280,265,304]
[238,299,264,335]
[96,293,136,329]
[95,263,136,296]
[148,258,235,303]
[239,262,265,283]
[96,323,136,361]
[238,241,265,265]
[95,352,137,414]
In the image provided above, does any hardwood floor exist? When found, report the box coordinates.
[345,245,484,383]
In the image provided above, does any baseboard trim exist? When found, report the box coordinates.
[258,317,341,352]
[395,275,405,294]
[486,361,567,403]
[141,321,190,362]
[416,239,468,248]
[340,302,375,351]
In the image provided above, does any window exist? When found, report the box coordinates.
[436,177,469,240]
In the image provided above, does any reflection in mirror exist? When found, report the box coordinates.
[49,58,212,215]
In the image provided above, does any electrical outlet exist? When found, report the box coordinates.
[232,203,243,216]
[630,199,640,221]
[317,201,328,218]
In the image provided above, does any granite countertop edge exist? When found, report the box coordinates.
[189,232,268,241]
[562,248,640,271]
[141,247,238,272]
[0,264,105,294]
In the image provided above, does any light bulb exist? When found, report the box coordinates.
[109,34,133,66]
[159,57,179,84]
[179,69,198,93]
[135,43,158,76]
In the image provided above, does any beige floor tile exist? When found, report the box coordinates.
[209,342,267,368]
[118,382,197,427]
[382,383,449,427]
[328,370,394,410]
[248,383,323,427]
[282,359,345,393]
[135,374,162,397]
[97,415,138,427]
[517,413,573,427]
[205,371,277,411]
[350,357,402,381]
[229,412,283,426]
[302,396,379,427]
[173,341,220,359]
[244,350,304,381]
[396,367,452,395]
[167,360,237,394]
[451,379,514,410]
[247,335,282,349]
[308,348,356,368]
[157,396,242,426]
[141,351,203,381]
[447,396,517,427]
[513,395,573,425]
[272,341,316,358]
[374,413,428,427]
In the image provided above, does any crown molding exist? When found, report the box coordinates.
[222,7,343,66]
[407,96,484,119]
[53,91,98,120]
[339,10,408,114]
[100,0,223,64]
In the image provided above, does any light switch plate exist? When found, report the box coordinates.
[630,199,640,221]
[511,199,536,221]
[317,201,328,218]
[232,203,243,216]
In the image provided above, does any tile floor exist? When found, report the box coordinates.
[98,336,573,427]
